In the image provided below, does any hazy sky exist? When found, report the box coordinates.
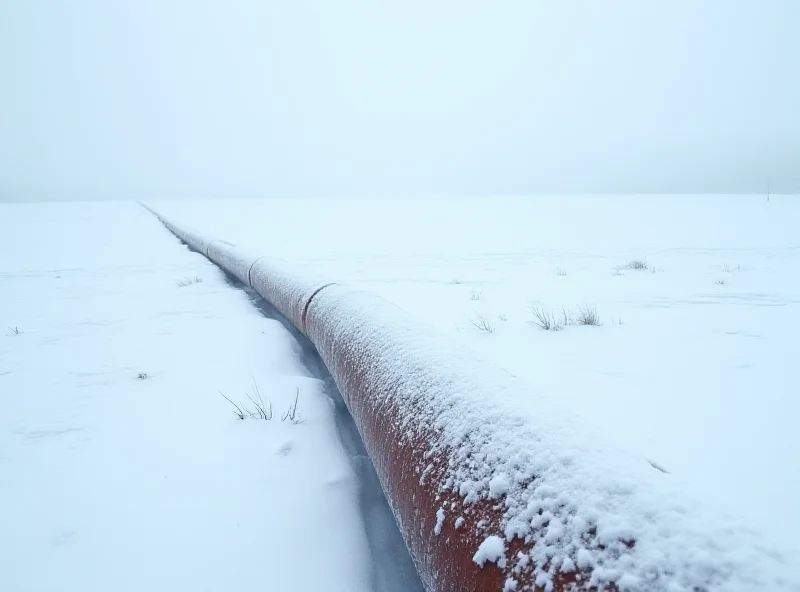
[1,0,798,200]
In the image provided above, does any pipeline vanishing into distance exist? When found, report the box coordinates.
[145,205,798,592]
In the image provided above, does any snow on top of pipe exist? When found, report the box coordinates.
[308,286,799,592]
[148,212,798,591]
[249,257,336,332]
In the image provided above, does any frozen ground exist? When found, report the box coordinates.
[154,194,800,558]
[0,201,420,592]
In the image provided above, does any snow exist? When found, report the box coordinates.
[302,281,798,590]
[434,507,445,535]
[489,473,511,499]
[149,194,800,590]
[576,549,596,570]
[145,229,788,589]
[0,201,410,592]
[473,535,507,568]
[152,194,799,550]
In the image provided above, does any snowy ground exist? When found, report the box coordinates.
[0,201,420,592]
[153,194,800,558]
[4,196,797,589]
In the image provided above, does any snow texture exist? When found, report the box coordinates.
[0,202,377,592]
[489,473,511,499]
[434,508,446,535]
[576,549,596,570]
[152,195,799,552]
[307,283,800,590]
[473,535,507,568]
[148,196,800,591]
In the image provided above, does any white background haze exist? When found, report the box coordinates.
[1,0,799,200]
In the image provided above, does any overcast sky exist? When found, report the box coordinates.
[1,0,798,200]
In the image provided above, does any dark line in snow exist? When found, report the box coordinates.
[300,282,338,334]
[204,239,221,258]
[246,256,267,289]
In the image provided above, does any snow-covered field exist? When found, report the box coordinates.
[153,194,800,558]
[3,195,797,589]
[0,202,420,592]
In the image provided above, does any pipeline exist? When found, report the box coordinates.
[147,207,798,592]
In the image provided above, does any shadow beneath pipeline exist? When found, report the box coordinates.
[220,271,424,592]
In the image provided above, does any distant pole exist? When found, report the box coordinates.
[767,182,771,202]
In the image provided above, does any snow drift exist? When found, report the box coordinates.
[146,206,799,592]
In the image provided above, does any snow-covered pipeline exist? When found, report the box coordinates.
[147,207,799,592]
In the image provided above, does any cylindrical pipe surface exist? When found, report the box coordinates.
[148,209,798,592]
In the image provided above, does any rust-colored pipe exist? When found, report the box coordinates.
[147,208,797,592]
[304,286,535,592]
